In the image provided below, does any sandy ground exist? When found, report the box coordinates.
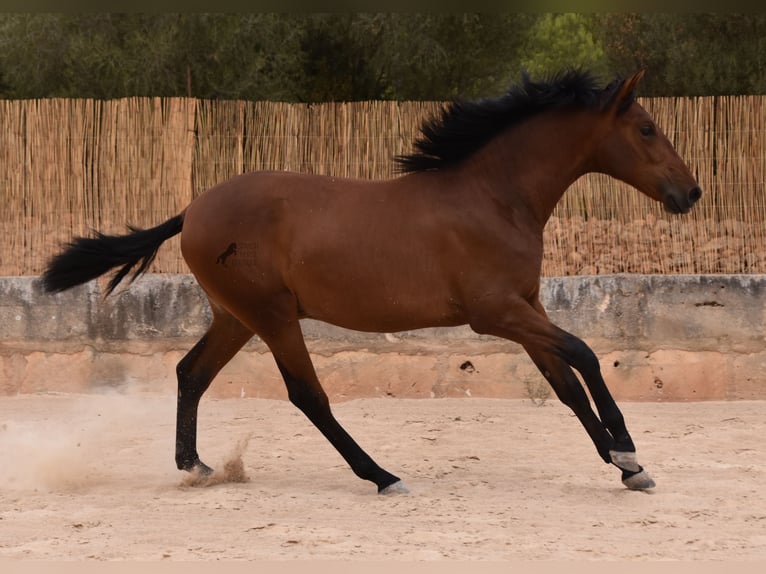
[0,392,764,561]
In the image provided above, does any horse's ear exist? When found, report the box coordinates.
[604,68,646,114]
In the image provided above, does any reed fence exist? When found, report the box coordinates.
[1,96,764,277]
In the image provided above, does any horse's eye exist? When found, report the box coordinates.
[640,124,655,137]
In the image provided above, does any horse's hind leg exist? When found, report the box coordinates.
[252,305,406,494]
[175,303,253,475]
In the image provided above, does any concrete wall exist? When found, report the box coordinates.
[1,274,764,401]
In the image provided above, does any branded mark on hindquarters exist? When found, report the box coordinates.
[216,242,257,268]
[216,243,237,267]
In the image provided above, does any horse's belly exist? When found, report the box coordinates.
[294,274,465,333]
[305,304,465,334]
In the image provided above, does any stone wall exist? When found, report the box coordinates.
[1,274,764,401]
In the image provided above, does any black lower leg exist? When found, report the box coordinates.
[172,307,253,476]
[531,355,616,464]
[175,389,212,472]
[558,333,639,454]
[575,372,635,453]
[175,340,214,473]
[276,361,401,492]
[175,385,212,474]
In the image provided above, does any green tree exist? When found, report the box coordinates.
[296,13,534,101]
[296,14,390,102]
[368,13,535,100]
[519,14,610,81]
[0,14,305,99]
[0,13,537,102]
[173,13,305,100]
[596,14,766,96]
[0,14,71,98]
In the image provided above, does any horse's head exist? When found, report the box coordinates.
[593,69,702,214]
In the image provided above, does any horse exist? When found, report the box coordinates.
[41,68,702,494]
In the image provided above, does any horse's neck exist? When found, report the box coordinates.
[463,111,600,226]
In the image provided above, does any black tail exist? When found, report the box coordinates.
[41,213,185,295]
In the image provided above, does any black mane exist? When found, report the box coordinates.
[396,69,622,173]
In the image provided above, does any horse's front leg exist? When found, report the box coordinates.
[471,297,655,490]
[525,297,655,490]
[523,341,655,490]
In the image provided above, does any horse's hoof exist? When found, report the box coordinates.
[190,460,214,477]
[622,469,656,490]
[379,480,410,495]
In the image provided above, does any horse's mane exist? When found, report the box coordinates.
[396,69,627,174]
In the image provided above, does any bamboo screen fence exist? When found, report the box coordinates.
[1,96,764,277]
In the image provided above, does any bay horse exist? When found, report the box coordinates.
[42,69,701,494]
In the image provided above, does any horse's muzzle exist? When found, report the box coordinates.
[664,185,702,214]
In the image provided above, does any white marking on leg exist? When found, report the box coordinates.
[610,450,640,472]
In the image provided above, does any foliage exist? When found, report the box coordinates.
[519,14,610,82]
[0,14,764,101]
[351,13,536,100]
[0,14,304,99]
[596,13,766,96]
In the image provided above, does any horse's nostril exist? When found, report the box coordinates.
[689,186,702,204]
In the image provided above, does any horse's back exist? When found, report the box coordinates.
[181,170,384,266]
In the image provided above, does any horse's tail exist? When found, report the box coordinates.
[41,212,185,296]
